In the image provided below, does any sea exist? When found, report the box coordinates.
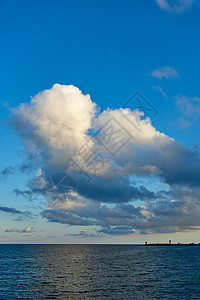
[0,244,200,299]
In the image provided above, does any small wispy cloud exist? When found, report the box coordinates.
[152,85,168,99]
[176,95,200,117]
[0,163,34,179]
[175,95,200,128]
[0,166,15,178]
[5,227,34,233]
[13,188,34,199]
[155,0,194,14]
[150,66,178,79]
[67,230,99,238]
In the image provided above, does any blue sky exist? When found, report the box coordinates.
[1,0,200,243]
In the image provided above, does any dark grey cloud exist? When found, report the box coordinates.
[42,209,96,226]
[75,176,156,204]
[19,170,156,205]
[40,184,200,235]
[41,202,145,233]
[0,206,24,214]
[112,140,200,187]
[0,205,33,221]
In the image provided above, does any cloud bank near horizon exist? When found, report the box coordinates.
[9,84,200,236]
[5,227,34,233]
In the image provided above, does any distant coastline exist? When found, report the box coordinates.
[145,241,200,246]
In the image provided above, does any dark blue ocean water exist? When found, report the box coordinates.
[0,244,200,299]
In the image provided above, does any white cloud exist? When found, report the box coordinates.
[11,84,171,179]
[10,84,200,235]
[150,66,178,79]
[12,84,96,169]
[155,0,193,14]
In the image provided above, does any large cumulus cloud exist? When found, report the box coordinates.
[10,84,200,235]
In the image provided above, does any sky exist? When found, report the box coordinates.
[1,0,200,244]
